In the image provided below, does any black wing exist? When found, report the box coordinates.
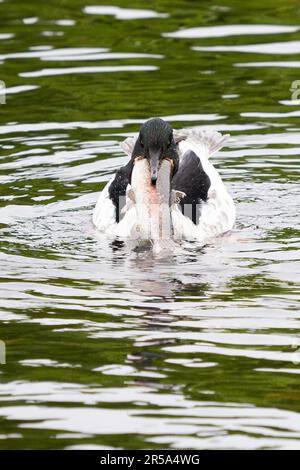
[108,159,134,223]
[172,150,211,224]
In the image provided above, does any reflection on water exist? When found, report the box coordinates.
[83,5,169,20]
[0,0,300,450]
[163,24,300,39]
[20,65,159,78]
[193,40,300,54]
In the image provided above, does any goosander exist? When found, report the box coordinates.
[93,118,235,251]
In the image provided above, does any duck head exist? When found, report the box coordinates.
[132,118,179,184]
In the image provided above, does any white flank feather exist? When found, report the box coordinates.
[172,130,235,242]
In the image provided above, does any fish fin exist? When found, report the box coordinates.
[171,189,186,205]
[120,137,136,156]
[127,187,135,203]
[121,186,135,214]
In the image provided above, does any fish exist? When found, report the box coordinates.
[124,157,183,253]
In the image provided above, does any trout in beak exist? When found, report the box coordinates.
[129,157,173,244]
[127,156,185,256]
[122,118,183,253]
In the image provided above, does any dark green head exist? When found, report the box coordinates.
[132,118,179,184]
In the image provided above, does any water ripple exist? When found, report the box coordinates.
[164,24,300,39]
[83,5,168,20]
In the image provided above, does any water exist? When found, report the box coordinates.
[0,0,299,450]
